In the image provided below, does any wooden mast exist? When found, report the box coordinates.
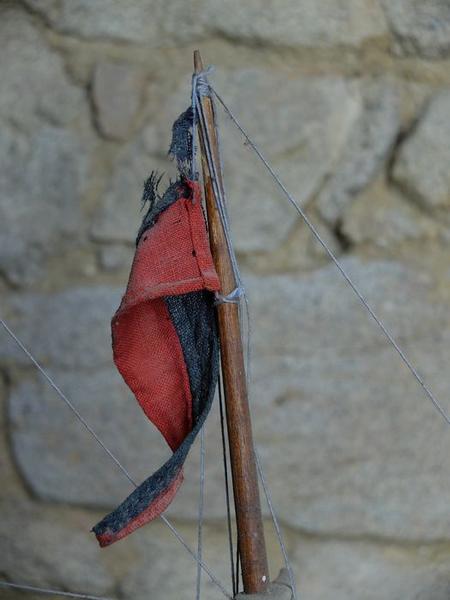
[193,50,269,595]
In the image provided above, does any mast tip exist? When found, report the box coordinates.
[193,50,203,74]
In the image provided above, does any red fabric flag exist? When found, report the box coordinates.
[93,179,220,546]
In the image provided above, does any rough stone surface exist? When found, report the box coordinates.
[98,244,134,272]
[0,5,83,130]
[246,258,444,361]
[392,90,450,211]
[8,368,171,507]
[1,287,122,369]
[119,521,238,600]
[243,259,450,540]
[25,0,387,49]
[92,61,145,140]
[0,125,87,286]
[341,182,437,248]
[162,70,360,253]
[1,499,114,594]
[23,0,204,44]
[317,80,400,224]
[381,0,450,59]
[204,0,388,49]
[292,537,450,600]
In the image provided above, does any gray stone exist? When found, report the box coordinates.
[392,90,450,211]
[240,259,450,539]
[91,128,174,243]
[92,61,145,140]
[381,0,450,59]
[341,183,437,248]
[0,383,26,502]
[203,0,388,49]
[1,286,122,369]
[98,244,134,272]
[0,125,87,286]
[0,499,114,594]
[8,368,171,507]
[24,0,387,48]
[162,70,360,253]
[245,258,443,361]
[291,536,450,600]
[23,0,204,44]
[251,337,450,540]
[0,5,83,129]
[317,81,400,225]
[120,521,233,600]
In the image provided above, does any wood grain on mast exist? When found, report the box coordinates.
[193,50,269,595]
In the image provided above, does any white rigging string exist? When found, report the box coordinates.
[218,371,238,597]
[195,426,206,600]
[0,317,232,600]
[254,450,299,600]
[0,581,112,600]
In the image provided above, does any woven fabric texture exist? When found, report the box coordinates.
[93,179,220,547]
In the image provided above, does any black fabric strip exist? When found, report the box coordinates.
[92,290,219,538]
[165,291,218,422]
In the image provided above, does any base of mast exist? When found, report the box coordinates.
[235,569,294,599]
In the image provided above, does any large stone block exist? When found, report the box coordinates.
[341,183,437,248]
[8,368,171,507]
[392,90,450,211]
[0,500,114,595]
[242,258,450,540]
[0,125,88,286]
[292,536,450,600]
[245,258,444,360]
[217,72,360,253]
[24,0,387,50]
[120,522,450,600]
[0,6,83,129]
[119,521,236,600]
[317,81,400,225]
[23,0,204,44]
[203,0,387,49]
[381,0,450,59]
[1,286,122,369]
[92,61,145,140]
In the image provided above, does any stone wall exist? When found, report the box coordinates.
[2,1,450,599]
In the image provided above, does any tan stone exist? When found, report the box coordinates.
[92,61,145,140]
[392,90,450,211]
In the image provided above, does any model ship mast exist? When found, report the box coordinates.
[194,50,269,595]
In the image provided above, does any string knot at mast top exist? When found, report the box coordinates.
[193,66,214,97]
[215,286,244,305]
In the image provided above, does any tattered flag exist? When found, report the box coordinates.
[93,110,220,546]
